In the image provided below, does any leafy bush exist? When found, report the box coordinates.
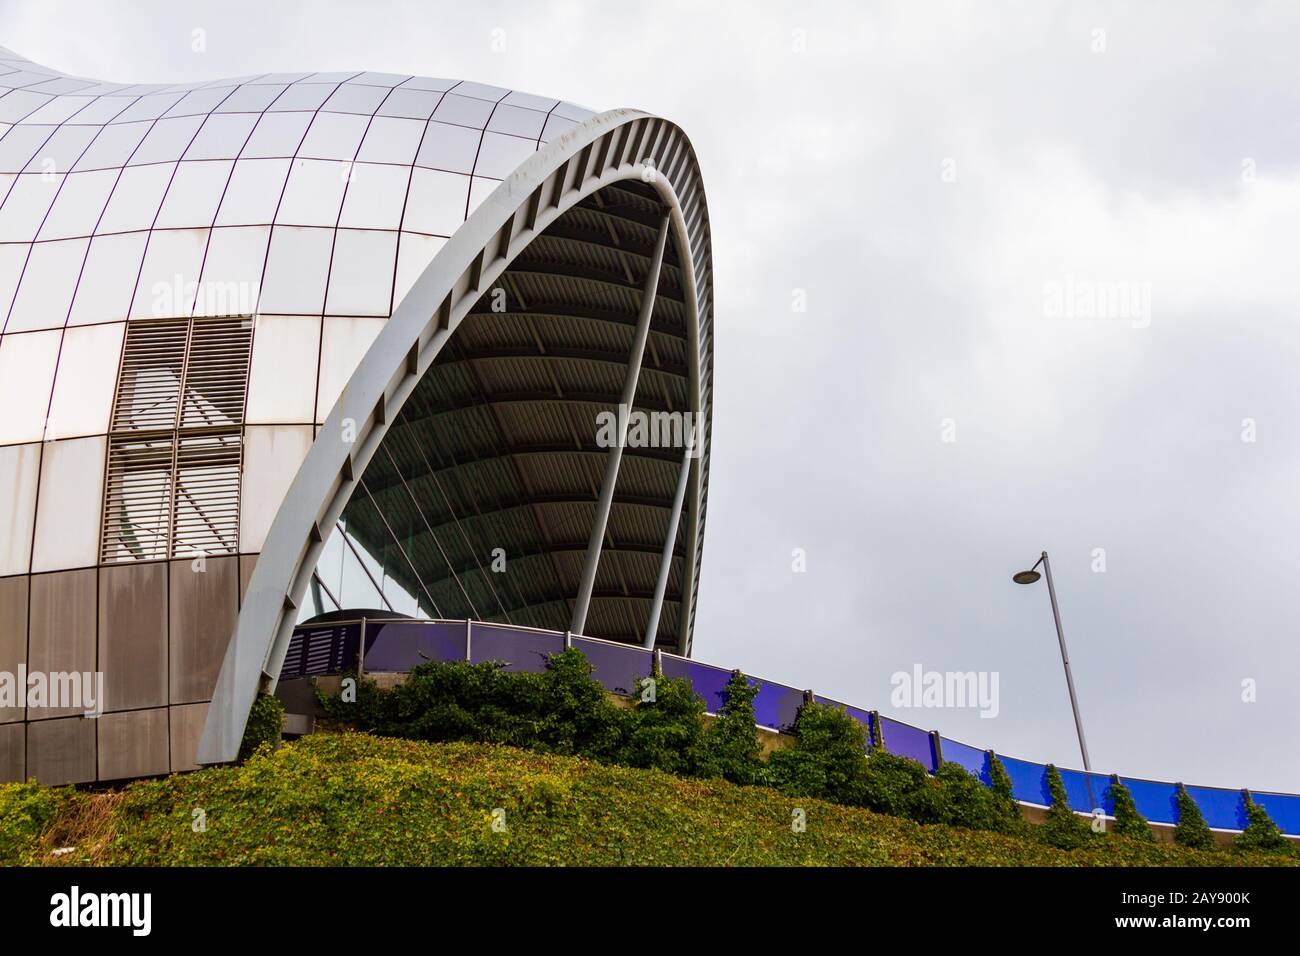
[0,783,68,864]
[855,748,939,821]
[1174,784,1215,850]
[615,674,706,775]
[238,693,285,762]
[697,671,764,785]
[766,701,869,804]
[1037,764,1095,849]
[932,762,1022,833]
[1235,794,1290,854]
[1106,777,1154,841]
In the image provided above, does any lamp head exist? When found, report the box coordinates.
[1012,569,1042,585]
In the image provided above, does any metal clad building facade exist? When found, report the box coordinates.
[0,48,714,782]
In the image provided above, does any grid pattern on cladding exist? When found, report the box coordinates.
[0,47,596,577]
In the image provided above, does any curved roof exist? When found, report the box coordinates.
[0,50,715,765]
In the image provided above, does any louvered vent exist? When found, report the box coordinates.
[102,316,253,563]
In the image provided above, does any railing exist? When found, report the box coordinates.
[282,617,1300,837]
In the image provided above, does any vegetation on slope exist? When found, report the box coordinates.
[5,733,1297,867]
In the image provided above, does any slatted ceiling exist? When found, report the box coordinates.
[101,315,252,564]
[327,186,695,650]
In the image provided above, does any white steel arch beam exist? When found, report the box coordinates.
[198,109,713,764]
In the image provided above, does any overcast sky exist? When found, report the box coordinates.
[6,0,1299,792]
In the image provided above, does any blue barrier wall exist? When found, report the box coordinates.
[282,618,1300,837]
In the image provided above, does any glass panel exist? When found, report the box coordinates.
[32,435,105,572]
[470,624,564,673]
[0,329,61,443]
[571,637,651,696]
[7,237,87,331]
[1250,792,1300,836]
[0,441,40,575]
[324,229,397,316]
[1057,767,1105,813]
[751,679,802,732]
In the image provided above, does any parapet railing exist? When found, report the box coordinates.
[281,616,1300,837]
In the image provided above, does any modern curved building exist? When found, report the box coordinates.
[0,48,713,781]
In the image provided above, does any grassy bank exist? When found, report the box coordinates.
[5,732,1296,866]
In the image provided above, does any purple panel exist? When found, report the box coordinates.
[571,638,651,696]
[660,656,730,712]
[812,696,874,749]
[1183,784,1246,830]
[470,624,565,673]
[752,679,802,731]
[880,716,936,771]
[940,738,987,782]
[1250,791,1300,836]
[363,621,465,672]
[281,623,360,678]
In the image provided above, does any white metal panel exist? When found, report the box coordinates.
[31,434,106,572]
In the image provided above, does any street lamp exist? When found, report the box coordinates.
[1013,551,1092,772]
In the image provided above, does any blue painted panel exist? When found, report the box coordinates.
[1057,767,1105,813]
[661,656,731,713]
[1183,784,1246,830]
[880,716,935,771]
[1122,778,1179,825]
[999,755,1049,804]
[470,624,564,673]
[573,638,652,696]
[1249,792,1300,836]
[941,738,987,782]
[752,680,802,731]
[364,621,464,672]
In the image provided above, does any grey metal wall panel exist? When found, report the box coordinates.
[27,715,95,785]
[169,555,237,704]
[99,561,168,711]
[97,706,169,780]
[27,569,96,720]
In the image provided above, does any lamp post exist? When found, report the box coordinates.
[1013,551,1092,773]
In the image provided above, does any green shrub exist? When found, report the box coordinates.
[931,762,1022,833]
[1174,784,1215,850]
[615,674,706,776]
[1037,764,1095,849]
[1235,793,1290,854]
[854,748,939,821]
[1106,777,1154,841]
[697,671,764,785]
[238,693,285,762]
[0,783,67,864]
[766,701,868,804]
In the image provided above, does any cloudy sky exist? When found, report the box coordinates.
[7,0,1299,792]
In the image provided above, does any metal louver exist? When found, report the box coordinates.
[101,316,253,563]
